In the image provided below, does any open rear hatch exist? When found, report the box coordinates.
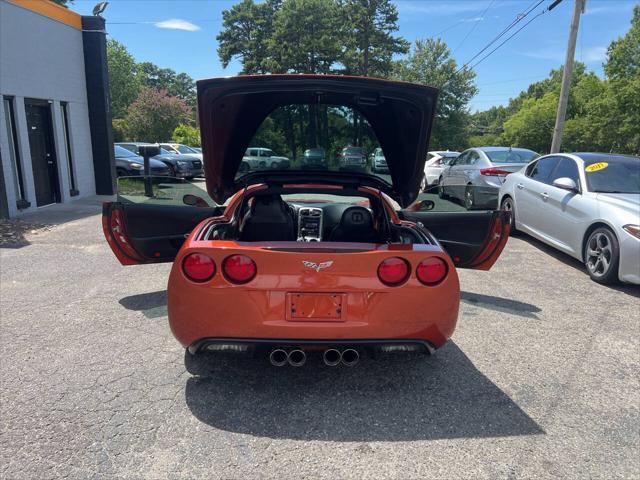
[197,75,438,207]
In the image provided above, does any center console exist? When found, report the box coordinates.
[297,207,323,242]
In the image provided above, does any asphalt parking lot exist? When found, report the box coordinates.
[1,202,638,479]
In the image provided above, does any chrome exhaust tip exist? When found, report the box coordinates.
[269,349,288,367]
[341,348,359,367]
[287,349,306,367]
[323,348,342,366]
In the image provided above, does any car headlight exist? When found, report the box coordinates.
[622,225,640,239]
[129,163,144,170]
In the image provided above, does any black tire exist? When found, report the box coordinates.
[500,196,517,234]
[116,168,128,177]
[464,185,475,210]
[437,177,446,199]
[583,227,620,285]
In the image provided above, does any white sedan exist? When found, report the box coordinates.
[499,153,640,285]
[421,151,460,190]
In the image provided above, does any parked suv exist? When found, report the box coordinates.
[371,147,388,173]
[159,143,203,161]
[243,147,290,170]
[301,148,327,169]
[438,146,539,209]
[113,145,170,177]
[339,146,367,171]
[116,142,204,179]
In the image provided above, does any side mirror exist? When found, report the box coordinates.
[407,199,435,212]
[183,194,210,207]
[553,177,578,192]
[138,145,161,157]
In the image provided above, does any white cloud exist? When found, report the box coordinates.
[519,45,607,64]
[396,1,488,15]
[582,46,608,63]
[155,19,200,32]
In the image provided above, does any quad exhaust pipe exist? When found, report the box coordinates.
[269,348,307,367]
[270,348,358,367]
[322,348,359,367]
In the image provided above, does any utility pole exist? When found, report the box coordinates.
[550,0,586,153]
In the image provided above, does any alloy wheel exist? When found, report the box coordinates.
[585,231,613,278]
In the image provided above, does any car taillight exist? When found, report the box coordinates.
[480,167,513,176]
[223,254,257,284]
[377,257,410,286]
[182,253,216,282]
[416,257,448,285]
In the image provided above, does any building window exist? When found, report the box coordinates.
[2,96,29,209]
[60,102,78,196]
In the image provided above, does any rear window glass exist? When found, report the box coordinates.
[486,150,538,164]
[243,103,386,182]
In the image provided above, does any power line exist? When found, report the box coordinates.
[467,7,548,70]
[456,0,546,73]
[452,0,497,53]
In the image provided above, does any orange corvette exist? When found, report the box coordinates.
[103,75,509,367]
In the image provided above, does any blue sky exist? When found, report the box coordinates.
[69,0,637,111]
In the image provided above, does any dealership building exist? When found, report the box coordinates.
[0,0,115,219]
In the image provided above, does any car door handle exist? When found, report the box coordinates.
[540,192,549,201]
[516,183,524,190]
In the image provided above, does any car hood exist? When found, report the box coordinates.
[153,153,200,162]
[117,155,167,169]
[596,193,640,215]
[197,75,438,206]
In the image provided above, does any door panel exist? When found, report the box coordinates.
[515,156,560,232]
[26,102,60,206]
[399,210,510,270]
[102,202,224,265]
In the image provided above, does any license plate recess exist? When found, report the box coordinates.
[287,293,343,321]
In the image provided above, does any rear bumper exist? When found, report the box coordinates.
[188,337,436,355]
[167,242,460,350]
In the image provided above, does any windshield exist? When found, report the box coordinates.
[242,103,386,182]
[283,193,369,205]
[159,147,173,155]
[114,145,138,158]
[177,145,197,154]
[584,156,640,193]
[485,149,538,164]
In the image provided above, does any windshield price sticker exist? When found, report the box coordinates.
[585,162,609,172]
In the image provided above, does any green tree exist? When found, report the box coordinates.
[172,124,201,147]
[605,5,639,80]
[217,0,280,74]
[137,62,196,108]
[125,87,192,142]
[338,0,408,77]
[393,38,478,150]
[502,92,557,153]
[106,39,141,119]
[267,0,341,73]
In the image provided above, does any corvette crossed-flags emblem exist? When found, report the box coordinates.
[302,261,334,272]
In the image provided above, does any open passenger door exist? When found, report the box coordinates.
[400,190,510,270]
[103,177,223,265]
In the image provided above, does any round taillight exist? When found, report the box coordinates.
[377,257,410,286]
[416,257,448,285]
[182,253,216,282]
[223,254,256,284]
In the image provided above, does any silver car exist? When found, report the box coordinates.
[499,153,640,285]
[439,147,539,210]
